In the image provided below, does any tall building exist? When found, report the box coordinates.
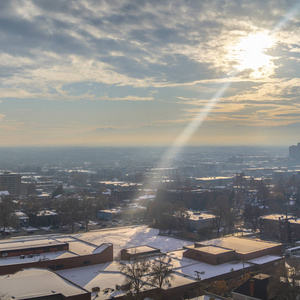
[289,142,300,160]
[0,171,21,195]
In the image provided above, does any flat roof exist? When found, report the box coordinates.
[0,268,89,299]
[0,238,67,253]
[198,237,281,254]
[194,245,234,255]
[260,214,291,221]
[173,260,252,281]
[124,245,160,254]
[0,251,77,267]
[186,211,215,221]
[57,262,151,300]
[0,236,108,267]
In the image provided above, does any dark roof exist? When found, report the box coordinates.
[233,274,271,300]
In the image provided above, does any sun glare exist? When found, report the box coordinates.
[230,32,275,78]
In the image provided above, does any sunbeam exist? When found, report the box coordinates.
[146,1,300,190]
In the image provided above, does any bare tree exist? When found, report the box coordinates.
[267,259,300,299]
[0,195,17,238]
[79,197,95,232]
[60,197,81,233]
[119,255,151,300]
[149,255,173,299]
[243,204,262,232]
[209,194,230,237]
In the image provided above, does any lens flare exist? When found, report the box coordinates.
[230,32,275,78]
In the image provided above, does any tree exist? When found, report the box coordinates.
[119,255,151,300]
[267,259,300,299]
[0,195,17,238]
[79,197,96,232]
[243,204,262,232]
[208,194,232,237]
[24,195,42,227]
[206,280,228,297]
[149,255,173,299]
[60,197,81,233]
[51,185,64,199]
[256,180,270,204]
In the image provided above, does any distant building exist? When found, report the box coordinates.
[260,214,300,243]
[0,171,21,195]
[174,211,216,231]
[98,209,121,220]
[289,142,300,160]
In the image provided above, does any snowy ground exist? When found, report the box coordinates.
[73,225,191,257]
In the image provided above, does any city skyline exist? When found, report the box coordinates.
[0,1,300,147]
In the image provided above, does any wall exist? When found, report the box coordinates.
[183,248,236,265]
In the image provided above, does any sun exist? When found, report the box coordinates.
[230,32,275,78]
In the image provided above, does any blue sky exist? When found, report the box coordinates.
[0,0,300,146]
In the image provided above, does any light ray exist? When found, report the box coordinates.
[145,2,300,191]
[145,81,232,189]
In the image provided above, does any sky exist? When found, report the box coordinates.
[0,0,300,147]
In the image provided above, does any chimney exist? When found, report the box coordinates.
[249,279,255,296]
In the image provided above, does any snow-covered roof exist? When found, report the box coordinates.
[37,210,58,217]
[0,237,66,253]
[185,211,215,221]
[0,236,109,266]
[0,268,89,299]
[246,255,282,265]
[124,245,160,255]
[14,211,28,219]
[57,262,135,299]
[173,259,252,281]
[0,191,9,196]
[198,236,281,254]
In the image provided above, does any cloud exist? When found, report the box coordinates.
[0,0,298,97]
[0,0,300,146]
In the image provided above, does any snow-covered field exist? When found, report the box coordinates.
[73,225,191,257]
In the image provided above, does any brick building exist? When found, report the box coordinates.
[183,236,283,273]
[260,214,300,243]
[120,245,161,260]
[0,236,113,275]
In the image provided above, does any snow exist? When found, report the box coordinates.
[173,260,252,281]
[0,268,88,298]
[74,225,191,257]
[246,255,282,265]
[57,262,130,300]
[0,251,77,266]
[93,244,111,254]
[0,191,9,196]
